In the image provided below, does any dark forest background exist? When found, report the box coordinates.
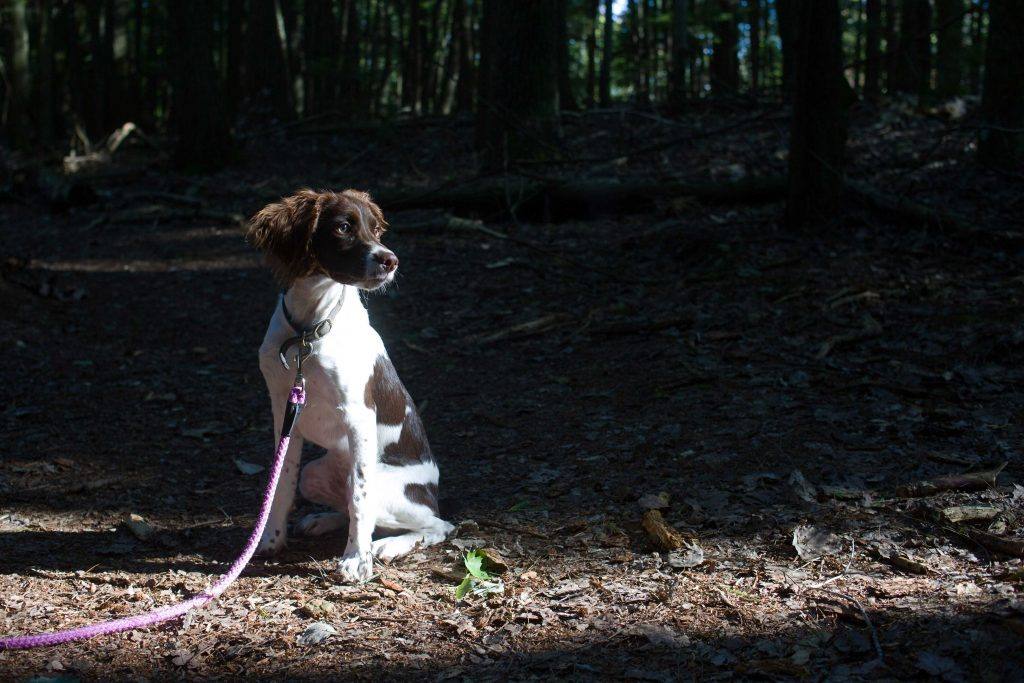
[1,0,1021,229]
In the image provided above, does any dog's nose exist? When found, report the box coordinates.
[375,251,399,272]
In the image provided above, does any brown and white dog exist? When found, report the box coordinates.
[247,189,452,582]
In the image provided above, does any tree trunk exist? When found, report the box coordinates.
[402,0,423,112]
[709,0,739,96]
[786,0,848,228]
[303,0,340,116]
[585,0,599,107]
[864,0,882,100]
[749,0,761,96]
[454,0,476,112]
[884,0,898,93]
[852,0,863,91]
[977,0,1024,169]
[967,0,983,95]
[556,0,578,110]
[340,0,362,117]
[226,0,245,118]
[168,0,232,169]
[2,0,31,149]
[36,0,56,146]
[475,0,560,167]
[776,0,797,100]
[934,0,964,99]
[668,0,688,109]
[245,0,294,120]
[599,0,614,106]
[892,0,931,103]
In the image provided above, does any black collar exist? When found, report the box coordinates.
[278,291,345,369]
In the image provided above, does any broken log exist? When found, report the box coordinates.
[377,176,786,221]
[895,462,1006,498]
[941,505,1001,524]
[642,509,688,551]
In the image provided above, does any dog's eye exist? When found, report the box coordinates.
[335,222,352,236]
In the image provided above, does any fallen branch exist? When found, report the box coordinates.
[988,508,1023,535]
[816,313,882,359]
[468,313,573,345]
[940,505,1001,524]
[377,175,786,220]
[965,528,1024,558]
[895,462,1006,498]
[846,180,1023,248]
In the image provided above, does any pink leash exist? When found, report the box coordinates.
[0,384,306,650]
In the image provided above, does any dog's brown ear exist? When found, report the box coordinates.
[247,189,327,285]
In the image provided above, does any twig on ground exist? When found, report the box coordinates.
[894,462,1005,498]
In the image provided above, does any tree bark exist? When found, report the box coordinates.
[168,0,232,169]
[977,0,1024,169]
[864,0,882,100]
[934,0,964,99]
[474,0,560,167]
[599,0,614,106]
[967,0,983,95]
[785,0,848,228]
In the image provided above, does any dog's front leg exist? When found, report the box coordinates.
[337,408,377,582]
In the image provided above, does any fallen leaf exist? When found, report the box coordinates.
[792,525,842,561]
[233,458,264,475]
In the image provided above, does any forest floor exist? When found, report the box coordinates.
[2,99,1024,681]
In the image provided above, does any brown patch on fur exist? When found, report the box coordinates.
[404,483,439,513]
[246,188,389,287]
[364,356,407,425]
[382,409,433,467]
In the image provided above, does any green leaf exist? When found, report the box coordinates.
[454,575,475,599]
[464,549,491,580]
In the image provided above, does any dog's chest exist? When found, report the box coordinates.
[259,309,386,447]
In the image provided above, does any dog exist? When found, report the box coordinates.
[247,188,452,582]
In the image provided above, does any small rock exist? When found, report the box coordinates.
[296,621,337,646]
[125,514,155,541]
[638,492,671,510]
[299,598,335,619]
[667,542,704,569]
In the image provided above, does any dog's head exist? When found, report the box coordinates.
[247,189,397,290]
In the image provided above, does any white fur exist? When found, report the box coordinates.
[254,275,452,581]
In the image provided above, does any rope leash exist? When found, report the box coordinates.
[0,381,306,650]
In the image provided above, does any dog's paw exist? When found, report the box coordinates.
[256,527,287,557]
[372,534,421,562]
[295,512,346,537]
[336,550,374,582]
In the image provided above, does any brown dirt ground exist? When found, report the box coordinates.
[2,102,1023,681]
